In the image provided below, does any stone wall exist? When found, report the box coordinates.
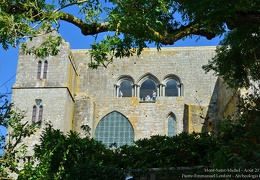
[216,77,239,118]
[11,88,74,154]
[12,34,77,151]
[12,36,223,143]
[72,47,219,139]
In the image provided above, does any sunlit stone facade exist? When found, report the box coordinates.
[12,34,235,149]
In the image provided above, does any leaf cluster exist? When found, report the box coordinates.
[204,24,260,88]
[1,0,260,77]
[17,127,219,179]
[21,35,63,58]
[118,132,217,170]
[0,99,36,179]
[18,124,124,180]
[212,92,260,169]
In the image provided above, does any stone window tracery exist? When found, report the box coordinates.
[94,111,134,147]
[114,74,182,99]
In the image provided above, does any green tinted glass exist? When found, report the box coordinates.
[95,111,134,147]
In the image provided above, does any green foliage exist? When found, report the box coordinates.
[119,132,217,171]
[1,0,259,76]
[212,91,260,169]
[0,0,102,57]
[17,127,219,179]
[21,35,63,58]
[88,34,149,68]
[204,24,260,88]
[5,105,259,178]
[0,99,36,178]
[1,0,260,177]
[89,35,122,68]
[18,124,124,180]
[0,95,10,127]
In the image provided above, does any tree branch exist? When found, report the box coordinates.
[7,121,29,154]
[3,0,259,46]
[146,22,216,45]
[58,12,109,35]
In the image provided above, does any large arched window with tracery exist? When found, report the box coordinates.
[119,80,132,97]
[94,111,134,147]
[140,78,156,100]
[165,79,179,96]
[168,114,176,137]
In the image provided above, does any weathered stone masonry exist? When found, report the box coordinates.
[11,34,234,149]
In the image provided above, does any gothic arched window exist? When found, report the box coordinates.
[140,78,156,100]
[168,114,176,137]
[115,75,134,97]
[43,60,48,79]
[165,79,179,96]
[119,80,132,97]
[32,106,37,123]
[94,111,134,147]
[37,61,42,79]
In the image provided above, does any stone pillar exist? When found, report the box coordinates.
[156,84,160,97]
[180,83,184,96]
[114,84,119,97]
[177,83,181,96]
[132,84,138,97]
[159,84,165,97]
[135,84,140,98]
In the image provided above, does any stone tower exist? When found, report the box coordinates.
[12,34,76,153]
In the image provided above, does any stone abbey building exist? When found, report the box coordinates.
[11,34,236,149]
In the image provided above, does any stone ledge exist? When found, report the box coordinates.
[139,101,156,103]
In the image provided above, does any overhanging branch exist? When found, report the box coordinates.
[146,22,216,45]
[58,12,109,35]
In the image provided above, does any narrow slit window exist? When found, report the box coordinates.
[43,61,48,79]
[37,61,42,79]
[38,105,43,123]
[32,106,37,124]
